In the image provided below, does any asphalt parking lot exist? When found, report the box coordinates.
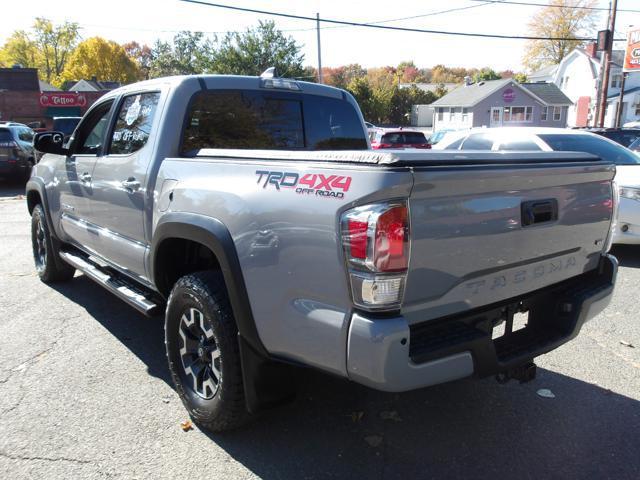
[0,180,638,480]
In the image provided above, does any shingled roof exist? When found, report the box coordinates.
[430,79,511,107]
[521,83,572,105]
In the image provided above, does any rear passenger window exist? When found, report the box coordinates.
[461,134,494,150]
[110,92,160,155]
[181,90,367,155]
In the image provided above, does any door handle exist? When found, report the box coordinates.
[80,172,92,184]
[121,177,141,192]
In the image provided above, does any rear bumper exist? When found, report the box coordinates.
[346,254,617,392]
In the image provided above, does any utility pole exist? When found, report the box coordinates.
[615,72,627,127]
[316,13,323,84]
[596,0,618,127]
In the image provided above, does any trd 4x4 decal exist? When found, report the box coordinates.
[255,171,352,199]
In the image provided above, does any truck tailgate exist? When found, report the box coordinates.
[403,161,615,324]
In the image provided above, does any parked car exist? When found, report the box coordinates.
[29,75,617,431]
[434,127,640,245]
[428,128,462,145]
[0,122,35,181]
[370,129,431,149]
[52,116,82,141]
[588,128,640,148]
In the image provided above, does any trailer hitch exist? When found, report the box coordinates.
[495,362,537,384]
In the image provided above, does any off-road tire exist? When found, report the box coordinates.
[31,204,75,283]
[165,271,249,432]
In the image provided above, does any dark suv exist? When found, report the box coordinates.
[0,122,35,182]
[589,128,640,148]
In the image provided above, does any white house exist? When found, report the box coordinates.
[530,43,640,127]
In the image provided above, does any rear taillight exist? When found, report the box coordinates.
[416,143,431,149]
[372,143,393,149]
[341,202,410,311]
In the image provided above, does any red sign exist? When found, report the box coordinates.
[39,93,87,108]
[623,26,640,72]
[502,88,516,103]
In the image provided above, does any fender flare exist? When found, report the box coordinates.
[151,212,268,357]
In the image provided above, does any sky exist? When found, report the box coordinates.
[1,0,638,72]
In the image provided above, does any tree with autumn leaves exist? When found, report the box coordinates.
[522,0,599,71]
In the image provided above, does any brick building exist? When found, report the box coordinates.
[0,67,107,129]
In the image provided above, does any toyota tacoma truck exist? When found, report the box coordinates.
[27,72,618,432]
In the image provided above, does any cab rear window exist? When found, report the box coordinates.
[181,90,367,155]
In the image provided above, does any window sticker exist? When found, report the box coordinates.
[125,95,142,126]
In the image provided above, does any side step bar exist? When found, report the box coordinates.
[59,251,161,316]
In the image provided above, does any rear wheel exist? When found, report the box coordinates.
[31,204,75,283]
[165,271,249,432]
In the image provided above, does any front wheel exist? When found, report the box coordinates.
[31,204,75,283]
[165,271,249,432]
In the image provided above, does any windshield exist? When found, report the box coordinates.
[629,137,640,151]
[53,118,81,136]
[538,134,640,165]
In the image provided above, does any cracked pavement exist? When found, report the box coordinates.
[0,182,639,479]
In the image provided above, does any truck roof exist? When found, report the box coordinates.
[101,74,348,101]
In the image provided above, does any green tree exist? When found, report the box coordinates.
[346,77,376,122]
[211,20,304,77]
[473,68,501,82]
[32,18,80,84]
[523,0,599,71]
[389,85,436,125]
[513,72,528,83]
[0,31,38,68]
[0,18,80,84]
[149,31,216,77]
[61,37,140,84]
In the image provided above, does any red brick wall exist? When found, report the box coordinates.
[0,90,106,128]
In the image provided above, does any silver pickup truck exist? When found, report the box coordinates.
[27,72,618,431]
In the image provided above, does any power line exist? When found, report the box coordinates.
[178,0,622,41]
[469,0,640,14]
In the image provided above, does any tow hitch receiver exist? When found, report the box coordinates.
[496,362,537,384]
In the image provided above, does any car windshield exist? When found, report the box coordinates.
[381,132,426,144]
[629,137,640,151]
[53,118,81,135]
[538,134,640,165]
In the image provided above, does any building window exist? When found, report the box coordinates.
[503,106,533,122]
[462,107,468,122]
[553,106,562,121]
[492,108,501,123]
[635,105,640,117]
[437,108,444,121]
[541,106,548,121]
[449,107,454,121]
[611,74,622,89]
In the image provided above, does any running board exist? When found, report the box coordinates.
[59,251,161,316]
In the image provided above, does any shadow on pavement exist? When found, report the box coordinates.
[0,179,26,199]
[51,273,640,479]
[50,275,171,386]
[610,245,640,268]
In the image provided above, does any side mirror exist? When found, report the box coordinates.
[34,131,68,155]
